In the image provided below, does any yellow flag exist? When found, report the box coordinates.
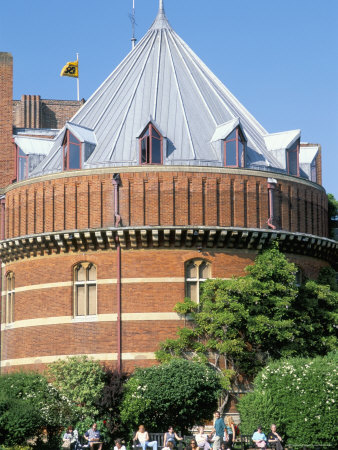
[60,60,78,78]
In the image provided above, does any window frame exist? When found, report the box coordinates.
[139,123,163,165]
[73,262,97,317]
[16,146,29,181]
[286,139,300,177]
[185,259,211,304]
[5,272,15,324]
[223,127,246,168]
[63,130,82,171]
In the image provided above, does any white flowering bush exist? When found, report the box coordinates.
[238,352,338,446]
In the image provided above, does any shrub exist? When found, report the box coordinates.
[238,352,338,446]
[121,359,222,433]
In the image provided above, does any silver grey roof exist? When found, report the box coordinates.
[31,1,304,177]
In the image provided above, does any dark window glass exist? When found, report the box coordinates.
[69,133,80,145]
[311,160,317,182]
[288,150,298,175]
[152,128,161,139]
[141,137,148,163]
[238,141,245,167]
[18,157,27,181]
[152,137,162,163]
[225,140,237,166]
[226,130,237,141]
[69,142,81,169]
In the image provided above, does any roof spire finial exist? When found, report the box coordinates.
[151,0,171,30]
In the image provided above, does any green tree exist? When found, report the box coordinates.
[120,359,221,433]
[47,356,105,434]
[327,193,338,239]
[0,371,71,446]
[156,245,338,411]
[238,352,338,447]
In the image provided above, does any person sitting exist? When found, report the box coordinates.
[252,426,267,449]
[133,425,158,450]
[267,425,283,450]
[195,426,211,450]
[222,431,230,450]
[63,426,79,450]
[185,439,198,450]
[114,439,127,450]
[164,426,183,447]
[163,441,175,450]
[84,423,103,450]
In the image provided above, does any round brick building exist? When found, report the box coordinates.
[0,2,336,374]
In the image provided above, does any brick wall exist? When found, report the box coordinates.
[0,53,15,188]
[4,169,329,239]
[0,248,329,373]
[13,96,85,129]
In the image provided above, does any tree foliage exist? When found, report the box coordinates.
[327,193,338,239]
[0,371,71,446]
[156,244,338,410]
[120,359,221,433]
[47,356,105,418]
[237,352,338,447]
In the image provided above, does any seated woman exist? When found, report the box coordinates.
[114,439,127,450]
[185,439,198,450]
[252,426,267,449]
[133,425,158,450]
[164,426,183,447]
[63,426,79,450]
[194,426,211,450]
[163,441,175,450]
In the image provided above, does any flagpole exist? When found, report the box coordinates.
[76,53,80,101]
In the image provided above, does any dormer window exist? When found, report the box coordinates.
[140,123,163,164]
[224,127,245,167]
[63,130,81,170]
[287,139,300,176]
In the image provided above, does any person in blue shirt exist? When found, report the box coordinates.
[252,426,267,449]
[209,411,225,450]
[84,423,102,450]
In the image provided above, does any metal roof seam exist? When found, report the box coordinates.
[106,31,159,161]
[164,30,196,160]
[152,29,163,119]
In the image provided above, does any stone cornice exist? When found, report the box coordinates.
[4,165,326,193]
[0,226,336,266]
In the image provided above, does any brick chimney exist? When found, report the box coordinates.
[0,52,15,188]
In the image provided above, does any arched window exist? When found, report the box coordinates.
[185,259,211,303]
[295,266,303,287]
[5,272,15,324]
[63,130,82,170]
[224,127,245,167]
[74,262,97,316]
[140,123,163,164]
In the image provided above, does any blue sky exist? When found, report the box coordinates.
[1,0,337,197]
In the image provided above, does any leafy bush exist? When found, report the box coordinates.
[121,359,222,433]
[238,353,338,446]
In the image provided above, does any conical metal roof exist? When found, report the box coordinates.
[32,1,297,176]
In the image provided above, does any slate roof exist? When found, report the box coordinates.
[31,1,306,177]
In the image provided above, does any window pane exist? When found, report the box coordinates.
[69,143,81,169]
[187,281,198,302]
[199,262,210,279]
[88,264,96,281]
[288,150,298,175]
[142,128,150,137]
[225,140,237,166]
[226,130,237,141]
[76,265,86,282]
[151,137,162,163]
[76,285,86,316]
[63,145,68,169]
[238,141,244,167]
[311,161,317,182]
[186,262,197,278]
[69,132,80,145]
[11,293,14,323]
[88,285,97,315]
[141,137,148,163]
[152,127,160,139]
